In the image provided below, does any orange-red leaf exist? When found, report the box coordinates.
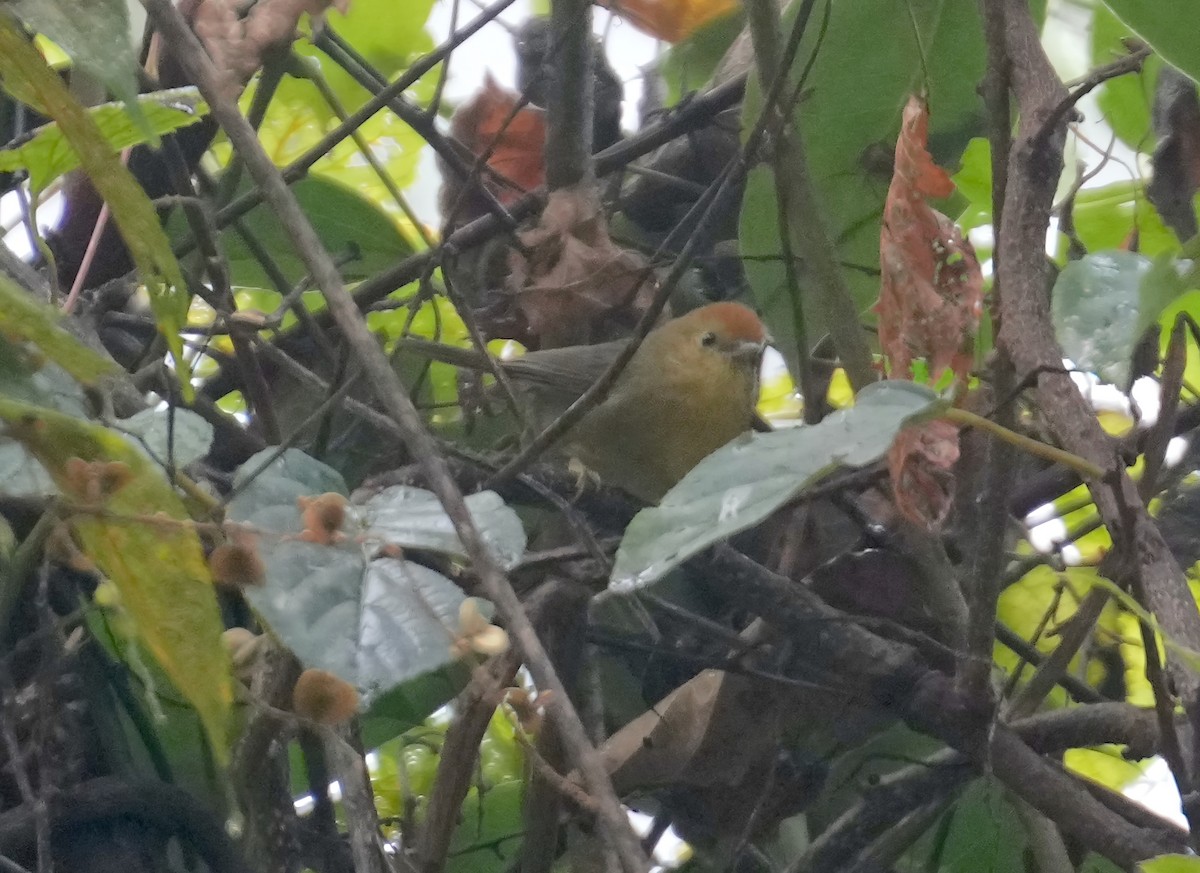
[597,0,739,42]
[447,75,546,209]
[875,95,983,384]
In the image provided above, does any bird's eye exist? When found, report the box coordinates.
[700,331,718,348]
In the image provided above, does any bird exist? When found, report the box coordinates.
[402,302,769,503]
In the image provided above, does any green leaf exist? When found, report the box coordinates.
[738,0,996,369]
[1140,855,1200,873]
[1066,180,1180,259]
[660,13,745,106]
[1100,0,1200,84]
[610,381,944,591]
[0,88,209,193]
[179,175,414,290]
[0,18,192,396]
[1051,251,1191,385]
[0,272,120,384]
[1092,6,1160,153]
[0,398,233,763]
[5,0,143,120]
[228,451,525,711]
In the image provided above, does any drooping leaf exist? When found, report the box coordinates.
[1146,66,1200,242]
[610,381,945,591]
[0,17,192,395]
[876,95,983,384]
[739,0,1002,371]
[888,418,961,530]
[0,88,209,193]
[0,272,120,384]
[0,399,233,762]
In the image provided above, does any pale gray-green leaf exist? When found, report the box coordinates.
[229,448,349,519]
[116,407,214,470]
[235,494,471,708]
[609,381,943,592]
[360,485,526,569]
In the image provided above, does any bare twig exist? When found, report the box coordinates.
[743,0,875,390]
[141,5,649,870]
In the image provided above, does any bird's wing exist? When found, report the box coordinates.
[500,341,625,399]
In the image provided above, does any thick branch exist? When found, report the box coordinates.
[988,0,1200,826]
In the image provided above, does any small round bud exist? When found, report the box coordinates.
[292,668,359,725]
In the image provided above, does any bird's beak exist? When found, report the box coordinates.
[730,340,767,364]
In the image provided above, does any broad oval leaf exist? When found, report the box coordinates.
[610,381,944,591]
[232,498,474,710]
[360,485,527,570]
[0,398,233,761]
[231,447,350,512]
[228,451,523,714]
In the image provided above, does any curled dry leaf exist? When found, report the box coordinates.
[888,418,960,530]
[190,0,350,98]
[875,95,983,385]
[508,186,660,348]
[440,75,547,227]
[875,96,979,529]
[596,0,738,42]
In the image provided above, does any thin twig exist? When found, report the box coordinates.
[141,5,650,870]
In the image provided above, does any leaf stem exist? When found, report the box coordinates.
[942,407,1104,480]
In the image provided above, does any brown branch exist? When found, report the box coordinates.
[987,0,1200,836]
[545,0,593,190]
[141,7,649,870]
[696,546,1185,865]
[742,0,875,390]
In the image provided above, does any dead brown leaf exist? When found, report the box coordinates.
[508,186,659,348]
[190,0,349,98]
[440,75,547,228]
[876,95,983,385]
[888,418,961,530]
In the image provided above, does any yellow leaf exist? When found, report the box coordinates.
[0,399,233,762]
